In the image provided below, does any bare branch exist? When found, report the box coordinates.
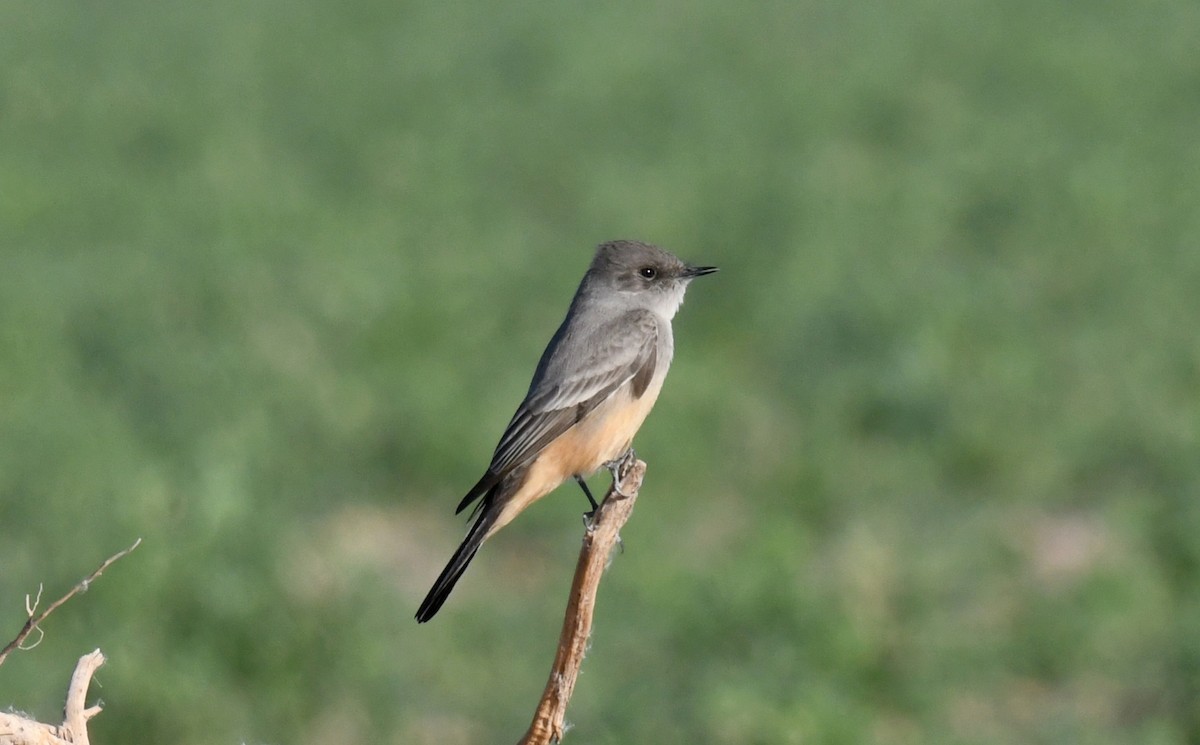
[518,458,646,745]
[59,649,107,745]
[0,650,107,745]
[0,538,142,668]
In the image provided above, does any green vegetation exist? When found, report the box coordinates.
[2,0,1197,742]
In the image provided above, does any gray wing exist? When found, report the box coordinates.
[488,310,659,475]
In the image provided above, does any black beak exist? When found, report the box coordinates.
[682,265,719,278]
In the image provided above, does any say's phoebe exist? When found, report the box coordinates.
[415,239,716,622]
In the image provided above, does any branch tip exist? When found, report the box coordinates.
[518,459,646,745]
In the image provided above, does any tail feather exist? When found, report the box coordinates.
[415,499,496,622]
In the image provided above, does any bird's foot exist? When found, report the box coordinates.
[604,447,638,497]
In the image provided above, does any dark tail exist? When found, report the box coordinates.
[415,499,497,622]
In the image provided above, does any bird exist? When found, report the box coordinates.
[415,239,717,622]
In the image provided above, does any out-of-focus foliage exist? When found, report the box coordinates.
[2,0,1197,742]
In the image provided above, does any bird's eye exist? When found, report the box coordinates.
[639,266,657,280]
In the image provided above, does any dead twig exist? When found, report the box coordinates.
[0,649,107,745]
[518,458,646,745]
[0,538,141,668]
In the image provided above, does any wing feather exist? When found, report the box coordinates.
[488,310,659,476]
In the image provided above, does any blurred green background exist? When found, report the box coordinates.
[2,0,1198,742]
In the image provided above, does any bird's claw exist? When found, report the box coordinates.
[604,447,637,497]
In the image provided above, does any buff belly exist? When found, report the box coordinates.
[485,375,665,537]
